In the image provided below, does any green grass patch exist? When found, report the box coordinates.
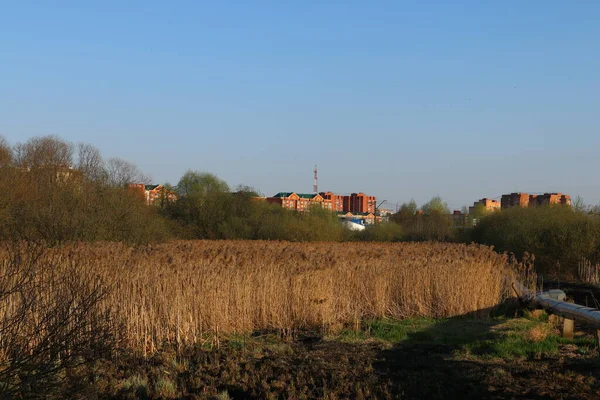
[118,374,149,399]
[336,315,597,361]
[337,317,439,343]
[337,317,498,346]
[464,318,596,360]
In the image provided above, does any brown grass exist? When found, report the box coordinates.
[525,325,549,343]
[1,240,528,355]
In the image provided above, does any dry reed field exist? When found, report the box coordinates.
[0,241,528,357]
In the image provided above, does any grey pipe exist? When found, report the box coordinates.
[520,287,600,328]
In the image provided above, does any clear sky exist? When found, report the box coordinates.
[1,1,599,210]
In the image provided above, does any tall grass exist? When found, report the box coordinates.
[578,258,600,284]
[1,241,528,356]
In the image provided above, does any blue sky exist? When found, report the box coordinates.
[1,1,599,210]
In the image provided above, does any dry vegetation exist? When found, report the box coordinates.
[0,240,529,359]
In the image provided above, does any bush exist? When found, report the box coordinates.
[0,243,118,399]
[0,167,171,245]
[0,136,172,245]
[166,193,347,242]
[391,212,457,242]
[471,206,600,277]
[356,222,405,242]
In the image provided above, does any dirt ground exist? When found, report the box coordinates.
[102,324,600,400]
[376,341,600,399]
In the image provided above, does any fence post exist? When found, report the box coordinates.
[562,318,574,340]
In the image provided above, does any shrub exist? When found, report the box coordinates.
[356,222,405,242]
[471,206,600,277]
[0,243,118,399]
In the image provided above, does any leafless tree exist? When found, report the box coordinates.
[13,135,74,169]
[572,195,588,213]
[105,157,150,187]
[0,135,12,167]
[75,143,106,183]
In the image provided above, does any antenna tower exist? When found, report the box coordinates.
[313,165,318,194]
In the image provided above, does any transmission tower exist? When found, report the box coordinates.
[313,165,318,194]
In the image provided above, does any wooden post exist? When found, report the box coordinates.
[562,318,574,340]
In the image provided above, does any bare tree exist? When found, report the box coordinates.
[76,143,106,182]
[572,195,588,213]
[0,135,12,167]
[105,157,150,187]
[13,135,74,169]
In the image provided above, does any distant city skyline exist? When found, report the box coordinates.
[1,1,599,210]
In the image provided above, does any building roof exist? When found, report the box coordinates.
[271,192,321,199]
[271,192,294,198]
[145,184,161,191]
[297,193,317,199]
[335,212,374,217]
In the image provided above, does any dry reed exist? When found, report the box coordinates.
[578,258,600,284]
[1,241,525,355]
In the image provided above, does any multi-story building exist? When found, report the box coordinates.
[128,183,178,206]
[500,192,571,209]
[347,192,377,214]
[128,183,146,200]
[268,191,376,214]
[266,192,332,212]
[536,193,571,206]
[469,198,501,214]
[320,191,344,212]
[18,164,83,185]
[501,193,533,209]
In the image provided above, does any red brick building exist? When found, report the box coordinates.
[269,191,377,214]
[320,191,344,212]
[501,193,532,209]
[347,192,377,214]
[266,192,332,212]
[500,192,571,209]
[128,183,178,206]
[536,193,571,206]
[127,183,145,199]
[469,198,501,214]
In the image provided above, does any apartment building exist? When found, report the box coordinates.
[500,192,571,209]
[536,193,571,206]
[501,193,532,208]
[347,192,377,214]
[469,198,501,214]
[269,191,377,214]
[266,192,333,212]
[128,183,178,205]
[18,164,83,185]
[320,191,344,212]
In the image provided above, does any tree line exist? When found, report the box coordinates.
[381,196,600,278]
[3,134,599,277]
[0,135,350,244]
